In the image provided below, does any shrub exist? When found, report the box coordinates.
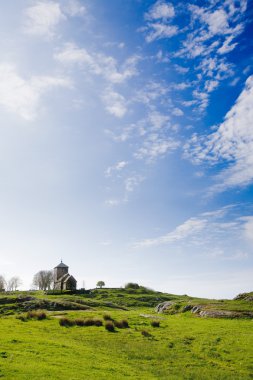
[103,314,113,321]
[74,318,103,327]
[125,283,140,290]
[37,311,47,320]
[83,318,95,326]
[59,317,75,327]
[105,321,115,332]
[26,310,47,320]
[75,318,86,326]
[93,318,103,327]
[151,320,160,328]
[114,319,129,329]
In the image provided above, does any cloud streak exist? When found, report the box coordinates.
[185,75,253,192]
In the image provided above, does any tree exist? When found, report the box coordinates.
[0,275,6,291]
[7,276,22,291]
[96,281,105,288]
[33,270,53,291]
[125,282,140,290]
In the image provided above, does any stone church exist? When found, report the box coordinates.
[53,261,77,291]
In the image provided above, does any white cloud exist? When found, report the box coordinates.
[205,9,229,35]
[63,0,86,17]
[134,135,179,161]
[127,110,180,162]
[102,88,127,118]
[54,43,92,65]
[125,175,144,193]
[174,65,189,74]
[143,0,177,43]
[185,75,253,191]
[55,43,139,84]
[145,23,178,43]
[134,81,169,105]
[105,174,144,206]
[241,216,253,244]
[133,205,253,254]
[217,35,238,54]
[24,1,65,38]
[192,90,209,111]
[172,107,184,116]
[172,82,190,90]
[204,80,219,93]
[145,1,175,20]
[134,217,207,248]
[0,63,71,120]
[105,161,128,177]
[105,199,121,207]
[172,1,247,109]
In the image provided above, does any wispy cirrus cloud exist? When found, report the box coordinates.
[0,63,71,120]
[54,43,139,84]
[133,205,253,261]
[134,217,207,248]
[105,173,145,207]
[105,161,128,177]
[185,75,253,192]
[140,1,247,114]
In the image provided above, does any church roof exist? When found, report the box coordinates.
[54,260,68,269]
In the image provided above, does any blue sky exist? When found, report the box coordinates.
[0,0,252,298]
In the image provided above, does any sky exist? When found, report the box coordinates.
[0,0,253,298]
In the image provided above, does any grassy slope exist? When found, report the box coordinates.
[0,289,253,379]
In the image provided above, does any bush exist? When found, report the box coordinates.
[75,318,86,326]
[83,318,95,326]
[26,310,47,320]
[125,283,140,290]
[93,318,103,327]
[74,318,103,327]
[151,320,160,328]
[37,311,47,320]
[105,321,115,332]
[114,319,129,329]
[103,314,113,321]
[59,317,75,327]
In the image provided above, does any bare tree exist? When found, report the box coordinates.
[7,276,22,291]
[0,275,6,291]
[33,270,53,291]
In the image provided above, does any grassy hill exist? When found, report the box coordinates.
[0,288,252,379]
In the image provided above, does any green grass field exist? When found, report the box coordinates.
[0,289,252,379]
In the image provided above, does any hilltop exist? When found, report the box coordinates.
[0,287,253,318]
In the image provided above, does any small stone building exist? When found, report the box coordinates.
[53,261,77,291]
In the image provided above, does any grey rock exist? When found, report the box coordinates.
[155,301,174,313]
[191,305,202,314]
[182,305,193,312]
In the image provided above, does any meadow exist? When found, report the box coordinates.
[0,288,252,379]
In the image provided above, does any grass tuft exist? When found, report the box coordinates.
[151,320,160,327]
[59,317,75,327]
[103,314,114,321]
[105,321,115,332]
[114,319,129,328]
